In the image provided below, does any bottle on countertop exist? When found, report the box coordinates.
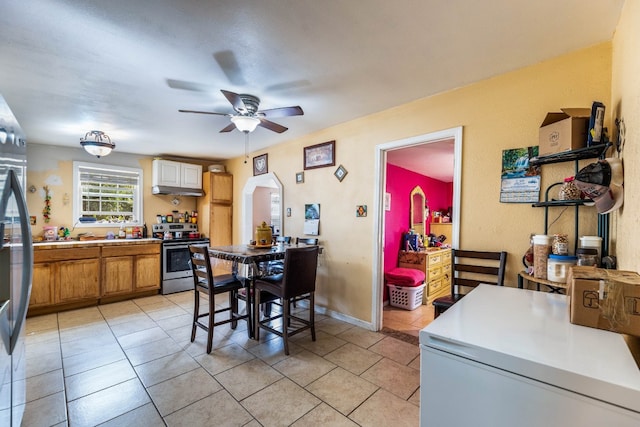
[142,223,148,238]
[118,224,126,239]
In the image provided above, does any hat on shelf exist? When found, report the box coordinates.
[573,157,623,214]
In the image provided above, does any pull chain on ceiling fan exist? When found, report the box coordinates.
[179,89,304,134]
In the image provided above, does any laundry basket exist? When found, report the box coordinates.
[387,283,426,310]
[384,267,426,310]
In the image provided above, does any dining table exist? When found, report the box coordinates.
[207,244,288,338]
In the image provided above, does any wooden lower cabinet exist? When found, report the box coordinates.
[58,259,101,302]
[135,254,161,291]
[30,247,101,309]
[30,263,55,308]
[29,241,161,315]
[102,244,161,296]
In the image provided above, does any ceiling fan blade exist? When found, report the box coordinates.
[220,90,247,113]
[213,50,246,86]
[259,106,304,118]
[167,78,215,93]
[264,79,311,92]
[178,109,229,116]
[219,123,236,133]
[258,118,288,133]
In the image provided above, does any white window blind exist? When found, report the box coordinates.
[73,162,143,226]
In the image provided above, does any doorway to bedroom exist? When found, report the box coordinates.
[373,127,462,334]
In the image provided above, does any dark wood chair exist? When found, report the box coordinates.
[189,245,250,353]
[432,249,508,319]
[254,246,320,355]
[291,237,319,307]
[296,237,319,246]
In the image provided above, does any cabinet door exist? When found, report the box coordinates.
[210,203,232,246]
[181,163,202,188]
[58,259,101,302]
[153,159,181,187]
[210,173,233,204]
[30,263,55,307]
[134,254,160,291]
[102,256,134,295]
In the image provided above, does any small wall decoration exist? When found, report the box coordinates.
[296,171,304,184]
[304,140,335,170]
[356,205,367,217]
[253,153,268,176]
[384,192,391,211]
[42,185,51,223]
[334,164,348,182]
[30,216,36,225]
[304,203,320,235]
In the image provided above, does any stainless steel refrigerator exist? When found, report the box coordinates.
[0,94,33,426]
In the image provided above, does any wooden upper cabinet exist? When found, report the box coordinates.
[206,172,233,204]
[198,172,233,243]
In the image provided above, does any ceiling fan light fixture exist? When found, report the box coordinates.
[230,115,260,133]
[80,130,115,158]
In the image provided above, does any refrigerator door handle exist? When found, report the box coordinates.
[0,170,33,354]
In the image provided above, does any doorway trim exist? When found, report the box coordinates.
[372,126,463,331]
[241,172,283,244]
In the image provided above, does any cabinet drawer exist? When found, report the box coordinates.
[427,253,442,265]
[428,265,442,280]
[442,250,452,263]
[428,278,444,295]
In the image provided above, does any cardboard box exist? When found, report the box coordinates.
[538,108,590,156]
[568,266,640,337]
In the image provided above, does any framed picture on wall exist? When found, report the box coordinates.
[304,140,335,170]
[253,153,268,176]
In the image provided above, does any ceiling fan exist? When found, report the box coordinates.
[179,90,304,134]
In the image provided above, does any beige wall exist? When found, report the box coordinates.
[26,144,198,239]
[226,42,613,324]
[611,0,640,272]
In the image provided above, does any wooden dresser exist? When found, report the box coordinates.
[398,248,452,304]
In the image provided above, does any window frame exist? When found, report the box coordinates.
[72,161,144,228]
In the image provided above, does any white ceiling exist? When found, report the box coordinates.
[0,0,624,163]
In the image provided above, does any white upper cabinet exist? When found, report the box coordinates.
[152,160,203,194]
[181,163,202,189]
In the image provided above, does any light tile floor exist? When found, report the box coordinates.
[23,292,432,426]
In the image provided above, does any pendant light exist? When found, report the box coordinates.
[80,130,115,158]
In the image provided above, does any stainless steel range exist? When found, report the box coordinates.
[152,223,209,294]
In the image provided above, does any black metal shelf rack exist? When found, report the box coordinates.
[531,143,610,254]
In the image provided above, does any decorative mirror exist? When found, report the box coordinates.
[410,185,426,237]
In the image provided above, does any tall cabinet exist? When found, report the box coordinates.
[197,172,233,246]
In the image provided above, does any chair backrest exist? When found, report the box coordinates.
[281,246,320,299]
[189,245,213,291]
[450,249,507,296]
[295,237,319,245]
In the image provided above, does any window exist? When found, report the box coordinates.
[73,162,143,227]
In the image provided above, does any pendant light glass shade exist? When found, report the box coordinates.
[230,116,260,133]
[80,130,115,158]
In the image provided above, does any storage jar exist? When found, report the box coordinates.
[547,254,577,283]
[576,248,599,267]
[532,234,552,279]
[579,236,602,264]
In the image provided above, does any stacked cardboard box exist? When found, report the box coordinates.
[567,266,640,337]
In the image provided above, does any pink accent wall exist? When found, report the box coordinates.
[384,164,453,275]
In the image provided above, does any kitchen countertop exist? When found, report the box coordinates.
[33,238,161,249]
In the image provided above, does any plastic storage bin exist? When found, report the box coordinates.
[387,283,426,310]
